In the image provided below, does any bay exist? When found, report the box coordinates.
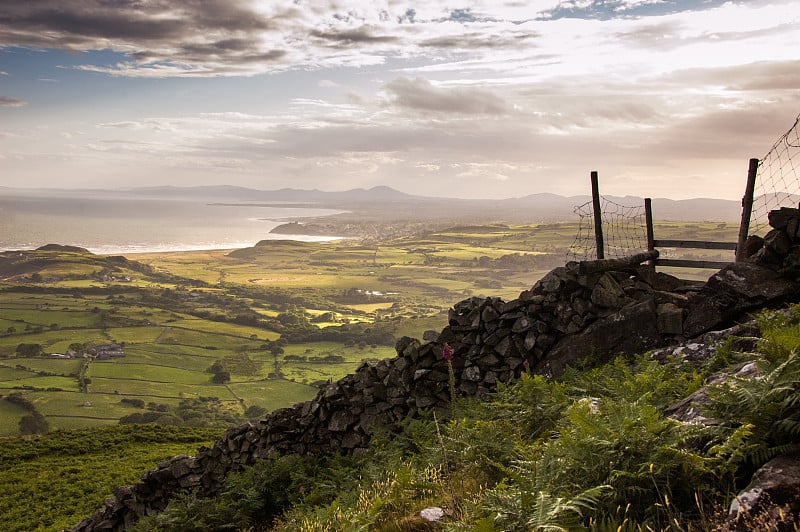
[0,192,345,254]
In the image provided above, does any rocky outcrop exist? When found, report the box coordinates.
[725,454,800,531]
[72,207,800,531]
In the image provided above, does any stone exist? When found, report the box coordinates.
[590,272,628,308]
[495,336,513,357]
[463,365,482,382]
[656,302,684,335]
[420,507,444,522]
[684,262,799,336]
[538,299,660,376]
[536,268,566,292]
[742,235,764,259]
[481,304,500,323]
[768,206,800,230]
[571,297,593,316]
[415,395,438,408]
[764,229,793,255]
[727,455,800,524]
[511,316,533,333]
[523,331,537,351]
[422,330,439,342]
[327,410,352,432]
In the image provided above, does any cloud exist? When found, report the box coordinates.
[384,76,510,115]
[310,26,399,47]
[0,0,285,76]
[0,96,26,107]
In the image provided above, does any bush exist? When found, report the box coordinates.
[121,398,145,408]
[15,343,42,357]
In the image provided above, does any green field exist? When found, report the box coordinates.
[0,220,740,435]
[0,425,220,531]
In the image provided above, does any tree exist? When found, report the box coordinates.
[211,371,231,384]
[19,413,48,435]
[15,343,42,357]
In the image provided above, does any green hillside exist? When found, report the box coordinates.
[129,304,800,531]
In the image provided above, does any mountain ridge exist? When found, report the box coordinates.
[1,185,767,221]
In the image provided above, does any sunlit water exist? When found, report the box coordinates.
[0,193,345,255]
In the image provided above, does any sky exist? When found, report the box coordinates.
[0,1,798,200]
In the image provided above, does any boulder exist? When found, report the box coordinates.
[727,454,800,529]
[536,298,660,376]
[656,302,684,335]
[683,262,798,336]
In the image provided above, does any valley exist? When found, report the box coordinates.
[0,220,740,436]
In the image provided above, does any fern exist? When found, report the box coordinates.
[706,346,800,467]
[485,483,611,532]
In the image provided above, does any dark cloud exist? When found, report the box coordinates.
[385,77,510,115]
[0,0,282,75]
[0,96,27,107]
[419,31,536,49]
[310,26,399,47]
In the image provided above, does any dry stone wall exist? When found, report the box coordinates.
[73,206,800,531]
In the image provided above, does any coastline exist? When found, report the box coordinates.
[1,234,344,256]
[0,193,347,256]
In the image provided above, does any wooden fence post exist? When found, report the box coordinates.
[644,198,655,267]
[736,158,759,262]
[591,171,604,259]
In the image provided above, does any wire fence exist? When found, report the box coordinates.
[568,112,800,262]
[751,113,800,235]
[567,197,648,261]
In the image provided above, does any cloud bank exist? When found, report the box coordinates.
[0,1,798,199]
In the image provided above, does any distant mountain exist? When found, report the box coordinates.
[120,185,421,203]
[0,185,761,222]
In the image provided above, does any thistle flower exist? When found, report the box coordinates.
[442,342,454,361]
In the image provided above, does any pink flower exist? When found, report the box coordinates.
[442,343,454,361]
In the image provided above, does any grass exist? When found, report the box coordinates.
[0,376,79,392]
[154,327,262,350]
[160,319,280,341]
[87,377,235,400]
[104,326,165,344]
[0,366,38,380]
[227,379,318,411]
[0,425,220,532]
[11,357,83,375]
[0,400,28,436]
[88,361,210,385]
[121,347,218,370]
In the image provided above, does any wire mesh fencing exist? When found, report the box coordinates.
[751,114,800,235]
[567,196,648,261]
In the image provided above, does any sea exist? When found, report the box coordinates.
[0,192,345,255]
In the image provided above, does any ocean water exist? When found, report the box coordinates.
[0,193,345,254]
